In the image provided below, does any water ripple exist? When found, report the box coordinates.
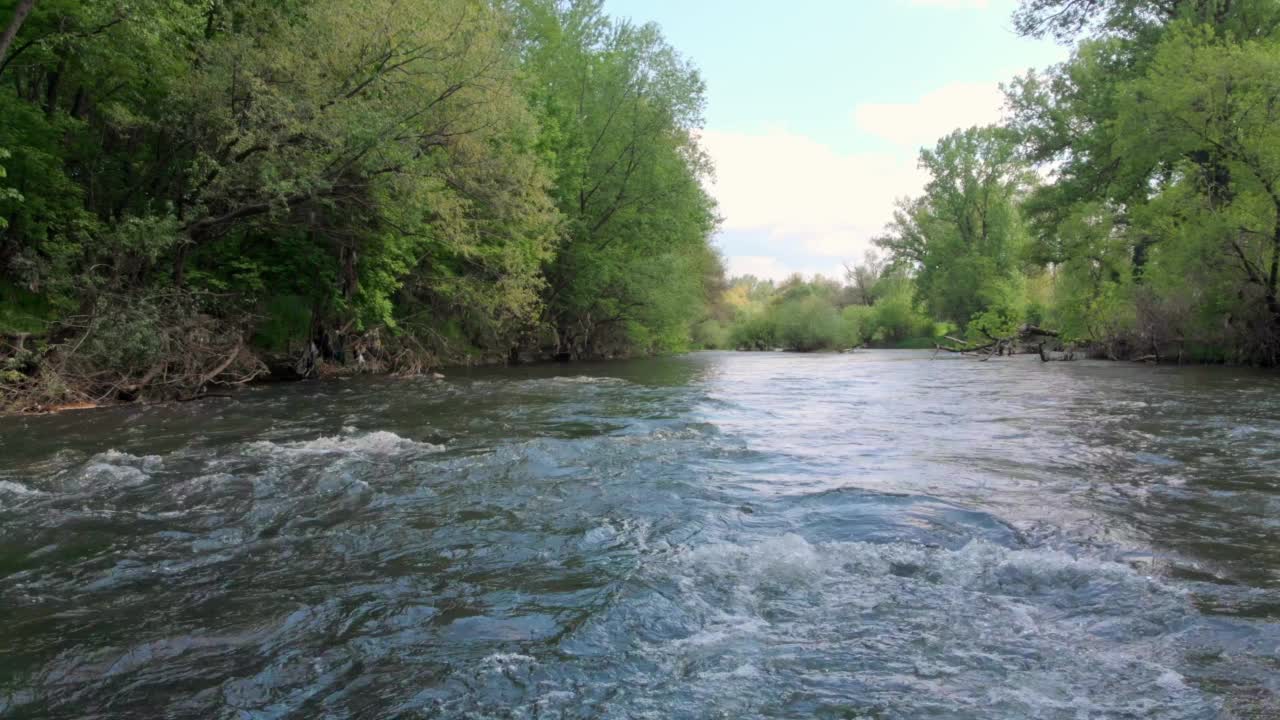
[0,351,1277,718]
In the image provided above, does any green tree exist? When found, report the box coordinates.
[517,0,719,357]
[0,0,725,408]
[875,126,1033,330]
[1007,0,1280,360]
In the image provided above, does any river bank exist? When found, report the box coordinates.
[10,336,1275,417]
[0,337,647,415]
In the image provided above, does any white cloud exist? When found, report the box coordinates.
[725,255,847,283]
[906,0,990,8]
[853,81,1005,149]
[701,128,926,262]
[702,79,1011,279]
[726,256,792,281]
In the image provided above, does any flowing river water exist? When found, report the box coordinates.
[1,350,1278,719]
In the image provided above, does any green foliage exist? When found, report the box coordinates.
[967,274,1029,342]
[77,297,170,373]
[0,148,20,229]
[875,126,1033,331]
[0,0,723,387]
[864,275,934,344]
[720,272,936,351]
[252,295,313,354]
[518,0,719,357]
[839,305,875,348]
[728,308,779,351]
[821,2,1280,363]
[773,296,842,352]
[0,280,51,334]
[8,0,1276,379]
[690,319,730,349]
[1000,0,1280,362]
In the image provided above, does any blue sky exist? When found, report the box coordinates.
[604,0,1068,280]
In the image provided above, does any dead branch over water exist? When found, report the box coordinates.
[934,325,1074,362]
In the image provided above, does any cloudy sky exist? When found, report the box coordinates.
[604,0,1067,280]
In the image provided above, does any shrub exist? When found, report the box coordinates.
[691,319,730,349]
[729,309,777,350]
[774,297,842,351]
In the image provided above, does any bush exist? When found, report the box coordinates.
[729,309,777,350]
[691,318,730,349]
[839,305,874,347]
[78,298,169,373]
[720,274,948,352]
[774,296,842,351]
[0,280,54,335]
[253,295,314,354]
[870,287,932,343]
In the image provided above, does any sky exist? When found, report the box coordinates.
[603,0,1069,281]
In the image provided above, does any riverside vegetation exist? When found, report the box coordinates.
[5,0,1280,412]
[0,0,721,409]
[700,0,1280,363]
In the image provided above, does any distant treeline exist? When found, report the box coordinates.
[710,0,1280,363]
[695,265,941,352]
[0,0,721,408]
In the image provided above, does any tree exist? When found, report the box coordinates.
[1005,0,1280,360]
[516,0,719,357]
[875,126,1033,329]
[0,0,724,407]
[1012,0,1279,42]
[0,0,36,71]
[843,250,884,306]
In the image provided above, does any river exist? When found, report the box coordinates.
[1,350,1277,719]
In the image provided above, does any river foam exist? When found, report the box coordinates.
[246,430,444,458]
[609,536,1202,716]
[2,352,1277,718]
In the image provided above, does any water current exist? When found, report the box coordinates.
[1,351,1277,718]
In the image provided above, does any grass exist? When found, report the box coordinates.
[0,281,54,335]
[251,294,312,353]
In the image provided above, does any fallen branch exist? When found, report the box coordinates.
[935,336,998,354]
[1037,342,1076,362]
[935,325,1066,360]
[191,337,245,394]
[1021,324,1061,338]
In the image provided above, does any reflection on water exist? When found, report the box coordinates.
[1,350,1277,718]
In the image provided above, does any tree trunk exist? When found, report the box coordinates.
[172,244,188,287]
[0,0,37,74]
[43,56,62,116]
[1268,201,1280,325]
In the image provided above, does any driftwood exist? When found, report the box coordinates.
[1,291,271,412]
[936,335,998,353]
[1037,343,1077,362]
[935,325,1073,362]
[191,338,246,395]
[1022,325,1061,338]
